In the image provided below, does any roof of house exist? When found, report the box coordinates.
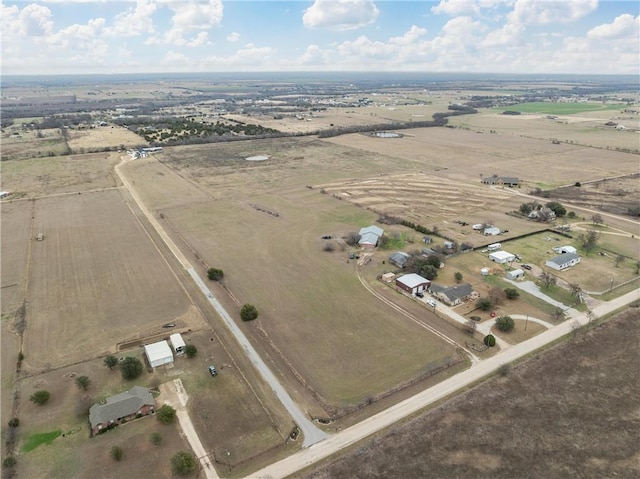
[484,226,501,233]
[422,248,436,256]
[359,225,384,238]
[359,232,380,245]
[389,251,411,265]
[89,386,154,428]
[430,283,474,302]
[500,177,520,184]
[548,252,580,265]
[489,250,515,260]
[397,273,429,288]
[144,340,173,362]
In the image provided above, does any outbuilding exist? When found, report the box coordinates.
[389,251,411,268]
[396,273,430,295]
[506,268,524,280]
[489,251,516,264]
[484,226,501,236]
[169,333,186,356]
[144,340,174,368]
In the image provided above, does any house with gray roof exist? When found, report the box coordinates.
[546,252,581,271]
[389,251,411,268]
[89,386,155,435]
[429,283,474,306]
[358,225,384,248]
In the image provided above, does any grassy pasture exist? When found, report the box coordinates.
[506,101,626,115]
[23,190,193,370]
[1,152,120,198]
[1,128,68,160]
[66,125,145,151]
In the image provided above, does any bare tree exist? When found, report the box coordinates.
[569,283,582,298]
[550,307,565,322]
[579,229,601,254]
[591,213,604,225]
[615,254,625,267]
[488,287,507,306]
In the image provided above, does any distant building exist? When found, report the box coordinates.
[389,251,411,268]
[546,252,581,271]
[358,225,384,248]
[481,176,520,187]
[396,273,430,295]
[429,283,475,306]
[144,341,174,368]
[489,251,516,264]
[89,386,155,436]
[553,245,577,254]
[484,226,501,236]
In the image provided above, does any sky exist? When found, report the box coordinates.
[1,0,639,75]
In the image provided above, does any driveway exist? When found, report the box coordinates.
[504,279,580,317]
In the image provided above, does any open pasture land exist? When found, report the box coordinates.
[305,309,640,479]
[162,188,458,408]
[66,124,145,151]
[505,101,628,115]
[447,109,640,152]
[1,127,68,160]
[1,152,121,198]
[23,189,193,370]
[324,127,640,187]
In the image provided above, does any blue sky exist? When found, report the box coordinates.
[1,1,638,75]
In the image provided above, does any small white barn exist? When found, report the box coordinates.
[489,251,516,264]
[396,273,430,295]
[484,226,501,236]
[553,245,577,254]
[144,340,174,368]
[169,333,186,356]
[506,269,524,280]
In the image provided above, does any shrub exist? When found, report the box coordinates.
[477,297,493,311]
[156,404,176,425]
[3,456,17,468]
[504,288,520,300]
[103,355,118,370]
[484,334,496,347]
[207,268,224,281]
[110,445,123,462]
[567,211,576,218]
[498,363,511,376]
[171,451,196,476]
[454,272,463,283]
[150,432,163,446]
[495,315,515,332]
[184,344,197,358]
[75,375,91,391]
[119,357,143,381]
[240,304,259,322]
[8,418,19,428]
[30,390,51,405]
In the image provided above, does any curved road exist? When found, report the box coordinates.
[115,157,327,448]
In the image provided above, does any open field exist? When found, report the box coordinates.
[506,101,627,115]
[66,125,145,151]
[23,189,196,370]
[304,308,640,479]
[1,128,68,160]
[1,152,121,198]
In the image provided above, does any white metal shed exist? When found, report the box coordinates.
[144,340,174,368]
[169,333,186,355]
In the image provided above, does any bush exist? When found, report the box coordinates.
[477,297,493,311]
[454,272,463,283]
[8,418,19,428]
[150,432,163,446]
[484,334,496,347]
[30,390,51,405]
[498,363,511,376]
[171,451,196,476]
[3,456,17,468]
[495,315,515,332]
[207,268,224,281]
[110,445,123,462]
[75,375,91,391]
[103,355,118,370]
[156,404,177,425]
[184,344,197,358]
[567,211,576,219]
[119,357,143,381]
[240,304,259,322]
[504,288,520,300]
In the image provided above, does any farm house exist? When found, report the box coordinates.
[429,283,475,306]
[389,251,411,268]
[358,225,384,248]
[89,386,155,435]
[396,273,430,295]
[546,252,581,271]
[169,333,186,355]
[489,251,516,264]
[144,340,174,368]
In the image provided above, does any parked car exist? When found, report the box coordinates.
[415,291,424,298]
[521,264,532,270]
[208,365,218,377]
[426,299,437,308]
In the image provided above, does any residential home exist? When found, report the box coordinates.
[429,283,475,306]
[358,225,384,248]
[389,251,411,268]
[89,386,155,436]
[546,252,581,271]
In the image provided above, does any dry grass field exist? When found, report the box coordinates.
[23,189,196,371]
[1,128,68,161]
[1,152,121,198]
[66,125,145,150]
[304,309,640,479]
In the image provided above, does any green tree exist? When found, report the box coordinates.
[7,418,19,428]
[207,268,224,281]
[477,297,493,311]
[495,315,515,332]
[119,357,143,381]
[171,451,196,476]
[184,344,197,358]
[30,390,50,405]
[546,201,566,217]
[150,432,163,446]
[567,211,576,219]
[110,445,123,462]
[591,213,604,225]
[75,375,91,391]
[454,272,463,283]
[504,287,520,300]
[578,229,601,254]
[3,456,17,468]
[156,404,177,425]
[550,307,565,322]
[104,355,118,370]
[240,304,259,322]
[425,254,443,269]
[538,271,557,289]
[519,202,533,215]
[483,334,496,347]
[569,283,582,298]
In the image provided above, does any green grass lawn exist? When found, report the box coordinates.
[22,430,62,452]
[507,102,625,115]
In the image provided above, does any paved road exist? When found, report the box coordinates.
[115,156,326,448]
[254,288,639,479]
[159,379,219,479]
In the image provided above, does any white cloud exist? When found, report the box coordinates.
[303,0,379,31]
[509,0,598,26]
[18,3,54,36]
[105,0,156,37]
[226,31,240,42]
[148,0,223,46]
[588,14,639,40]
[432,0,513,16]
[389,25,427,45]
[298,44,328,65]
[186,31,210,47]
[45,17,106,48]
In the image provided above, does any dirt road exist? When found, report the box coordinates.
[254,288,639,479]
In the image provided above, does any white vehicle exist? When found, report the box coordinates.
[426,299,437,308]
[487,243,501,251]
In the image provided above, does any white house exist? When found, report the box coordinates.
[506,269,524,280]
[144,340,174,368]
[484,226,501,236]
[169,333,186,356]
[396,273,430,295]
[489,251,516,264]
[546,252,581,271]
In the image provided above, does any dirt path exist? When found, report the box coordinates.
[159,379,219,479]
